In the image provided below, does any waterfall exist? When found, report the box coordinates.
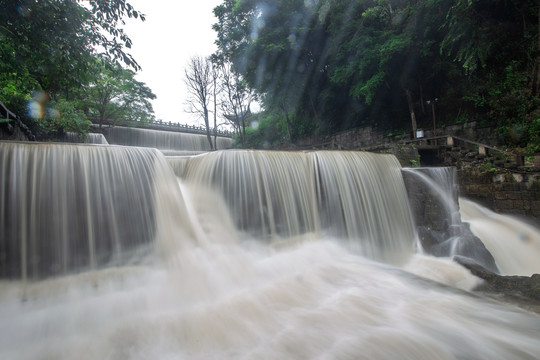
[0,141,539,360]
[102,126,232,151]
[0,141,192,279]
[182,150,416,264]
[63,132,109,145]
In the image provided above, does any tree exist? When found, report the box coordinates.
[0,0,145,95]
[84,60,156,128]
[219,63,255,147]
[0,0,148,138]
[213,0,333,140]
[212,0,540,148]
[185,56,214,149]
[211,63,226,149]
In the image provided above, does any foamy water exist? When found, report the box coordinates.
[1,143,539,359]
[1,240,539,360]
[460,198,540,276]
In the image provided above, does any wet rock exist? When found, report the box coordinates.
[402,167,499,273]
[454,256,540,312]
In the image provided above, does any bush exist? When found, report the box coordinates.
[38,100,91,140]
[235,113,287,148]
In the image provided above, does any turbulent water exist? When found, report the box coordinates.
[0,142,539,360]
[460,198,540,276]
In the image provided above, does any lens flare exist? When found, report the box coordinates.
[26,101,42,119]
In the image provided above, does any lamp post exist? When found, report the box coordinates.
[426,98,438,136]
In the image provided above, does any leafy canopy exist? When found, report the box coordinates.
[213,0,540,148]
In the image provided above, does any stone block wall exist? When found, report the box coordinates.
[321,121,496,150]
[330,126,385,148]
[458,168,540,221]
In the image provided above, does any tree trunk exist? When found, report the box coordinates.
[280,102,293,143]
[213,76,217,149]
[99,109,105,129]
[419,82,425,114]
[406,89,418,139]
[204,108,213,150]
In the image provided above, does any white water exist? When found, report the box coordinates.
[183,150,416,264]
[460,198,540,276]
[63,132,109,144]
[1,239,539,360]
[0,143,539,359]
[102,126,232,151]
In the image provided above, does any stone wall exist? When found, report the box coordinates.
[305,121,496,150]
[330,126,385,148]
[0,121,33,141]
[458,168,540,222]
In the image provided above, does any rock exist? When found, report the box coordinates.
[402,167,499,273]
[454,256,540,313]
[434,233,499,274]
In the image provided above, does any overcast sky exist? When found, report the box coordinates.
[123,0,222,125]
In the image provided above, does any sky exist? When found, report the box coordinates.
[123,0,222,125]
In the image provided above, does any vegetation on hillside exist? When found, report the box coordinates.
[212,0,540,150]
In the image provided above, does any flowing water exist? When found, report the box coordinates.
[460,198,540,276]
[0,142,539,360]
[63,132,109,145]
[102,126,232,151]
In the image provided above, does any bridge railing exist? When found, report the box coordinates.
[90,117,234,138]
[142,119,234,137]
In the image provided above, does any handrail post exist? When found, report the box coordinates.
[478,145,486,156]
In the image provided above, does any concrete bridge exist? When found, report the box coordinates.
[92,118,234,138]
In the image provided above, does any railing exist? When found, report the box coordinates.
[0,100,17,120]
[399,135,540,169]
[90,117,234,138]
[142,119,234,137]
[294,134,540,170]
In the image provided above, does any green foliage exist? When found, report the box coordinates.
[38,100,91,139]
[212,0,540,145]
[528,119,540,146]
[0,0,151,139]
[84,60,156,127]
[477,161,498,174]
[463,61,539,147]
[238,112,287,148]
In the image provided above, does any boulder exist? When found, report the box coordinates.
[454,256,540,313]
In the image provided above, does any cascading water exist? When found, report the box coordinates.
[460,198,540,276]
[183,150,416,263]
[0,142,191,280]
[0,142,539,360]
[63,132,109,145]
[402,167,499,273]
[102,126,232,151]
